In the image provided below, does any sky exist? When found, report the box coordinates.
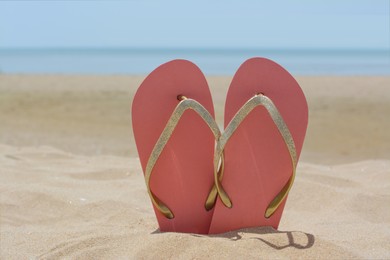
[0,0,389,50]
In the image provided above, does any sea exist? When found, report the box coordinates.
[0,48,389,75]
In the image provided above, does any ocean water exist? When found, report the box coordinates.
[0,48,389,75]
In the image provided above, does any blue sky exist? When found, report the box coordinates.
[0,0,389,49]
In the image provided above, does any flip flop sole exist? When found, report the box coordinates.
[132,60,216,234]
[209,57,308,234]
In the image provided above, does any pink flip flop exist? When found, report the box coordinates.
[209,57,308,234]
[132,60,220,234]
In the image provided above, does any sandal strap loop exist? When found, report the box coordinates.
[145,97,221,219]
[211,94,297,218]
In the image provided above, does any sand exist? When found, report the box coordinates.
[1,75,390,259]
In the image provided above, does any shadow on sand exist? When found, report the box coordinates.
[152,226,315,250]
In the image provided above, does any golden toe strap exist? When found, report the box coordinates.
[205,151,225,210]
[145,97,221,219]
[212,94,297,218]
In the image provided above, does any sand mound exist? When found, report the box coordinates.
[1,144,389,259]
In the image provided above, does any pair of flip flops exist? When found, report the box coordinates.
[132,57,308,234]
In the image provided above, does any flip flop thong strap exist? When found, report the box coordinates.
[145,97,221,219]
[213,94,297,218]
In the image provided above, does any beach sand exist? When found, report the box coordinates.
[1,75,390,258]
